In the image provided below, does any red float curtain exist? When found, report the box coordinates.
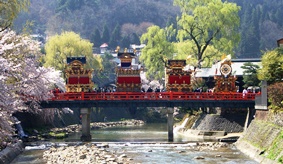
[68,77,90,84]
[117,76,141,84]
[168,75,190,84]
[68,77,79,84]
[79,77,89,84]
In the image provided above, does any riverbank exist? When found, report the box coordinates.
[176,111,283,163]
[0,120,144,163]
[0,141,24,164]
[235,111,283,164]
[9,121,244,164]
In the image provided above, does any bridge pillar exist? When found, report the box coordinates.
[80,108,91,142]
[167,108,174,142]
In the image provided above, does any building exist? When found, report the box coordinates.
[100,43,109,54]
[277,38,283,47]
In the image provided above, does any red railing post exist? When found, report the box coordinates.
[81,92,84,100]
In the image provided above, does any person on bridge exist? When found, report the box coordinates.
[242,88,248,98]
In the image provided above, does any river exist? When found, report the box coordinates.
[11,123,258,164]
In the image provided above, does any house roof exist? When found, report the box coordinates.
[100,43,108,48]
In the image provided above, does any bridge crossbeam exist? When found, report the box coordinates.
[40,92,257,109]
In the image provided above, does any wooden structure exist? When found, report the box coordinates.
[166,60,192,92]
[65,57,94,92]
[214,60,237,92]
[277,38,283,47]
[115,48,141,92]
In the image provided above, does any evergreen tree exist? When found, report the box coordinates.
[101,24,110,44]
[238,2,260,58]
[241,62,260,88]
[120,36,130,49]
[131,33,140,45]
[109,24,121,49]
[91,28,102,47]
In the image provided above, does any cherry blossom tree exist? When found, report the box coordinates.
[0,29,64,148]
[140,71,163,92]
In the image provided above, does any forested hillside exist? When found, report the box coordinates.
[231,0,283,57]
[13,0,283,58]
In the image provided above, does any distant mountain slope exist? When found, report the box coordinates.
[13,0,283,57]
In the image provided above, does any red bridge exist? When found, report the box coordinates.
[38,91,262,142]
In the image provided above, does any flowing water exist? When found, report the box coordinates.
[11,123,258,164]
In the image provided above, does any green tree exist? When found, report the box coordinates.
[241,62,260,88]
[101,24,110,44]
[258,48,283,84]
[140,25,175,80]
[174,0,240,68]
[120,36,130,49]
[44,31,102,74]
[93,52,117,87]
[0,0,30,31]
[131,33,140,45]
[91,28,102,47]
[109,24,121,49]
[268,82,283,112]
[174,40,221,68]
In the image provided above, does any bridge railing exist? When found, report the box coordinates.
[51,92,258,101]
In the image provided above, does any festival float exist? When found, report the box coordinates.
[65,57,94,92]
[115,47,142,92]
[166,60,192,92]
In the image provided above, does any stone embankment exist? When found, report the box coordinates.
[0,142,24,164]
[176,113,244,141]
[235,111,283,164]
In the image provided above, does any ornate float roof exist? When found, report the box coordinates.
[117,52,136,59]
[167,60,186,68]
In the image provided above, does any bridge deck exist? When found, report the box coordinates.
[40,92,258,109]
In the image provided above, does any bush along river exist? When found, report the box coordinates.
[10,122,258,164]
